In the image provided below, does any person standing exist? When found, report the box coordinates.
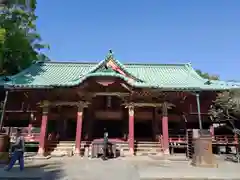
[5,128,25,171]
[102,128,108,160]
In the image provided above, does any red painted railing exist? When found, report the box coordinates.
[4,127,40,143]
[169,135,239,145]
[169,135,186,143]
[213,135,238,145]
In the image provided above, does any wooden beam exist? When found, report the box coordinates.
[51,101,89,107]
[123,102,175,108]
[38,101,89,108]
[123,102,163,108]
[0,110,37,113]
[92,92,130,97]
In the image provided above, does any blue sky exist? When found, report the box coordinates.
[36,0,240,80]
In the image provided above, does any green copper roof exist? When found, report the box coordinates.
[3,51,237,91]
[209,80,240,87]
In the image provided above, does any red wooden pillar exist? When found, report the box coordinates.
[75,106,83,155]
[128,106,134,155]
[162,102,169,154]
[152,108,158,140]
[38,105,49,155]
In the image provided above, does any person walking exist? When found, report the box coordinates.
[102,128,108,160]
[5,128,25,171]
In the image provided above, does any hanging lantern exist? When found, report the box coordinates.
[30,112,36,121]
[107,96,112,108]
[30,112,33,119]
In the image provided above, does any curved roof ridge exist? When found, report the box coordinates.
[184,63,208,83]
[70,71,150,88]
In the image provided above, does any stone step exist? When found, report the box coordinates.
[136,147,162,150]
[48,144,75,147]
[135,144,160,148]
[48,143,161,149]
[47,141,163,156]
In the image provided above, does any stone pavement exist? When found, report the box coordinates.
[1,155,240,180]
[134,156,240,180]
[0,160,62,180]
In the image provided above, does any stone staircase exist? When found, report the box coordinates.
[135,141,163,156]
[47,140,163,157]
[47,141,75,157]
[112,141,162,156]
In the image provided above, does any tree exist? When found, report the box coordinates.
[209,89,240,134]
[0,0,49,76]
[195,69,219,80]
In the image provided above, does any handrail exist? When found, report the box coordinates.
[169,135,239,145]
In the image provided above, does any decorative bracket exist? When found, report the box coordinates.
[128,105,134,116]
[42,100,49,115]
[92,92,129,97]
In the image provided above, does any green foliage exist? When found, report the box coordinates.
[195,69,219,80]
[0,0,49,75]
[0,28,6,43]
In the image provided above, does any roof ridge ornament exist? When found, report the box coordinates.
[106,49,114,60]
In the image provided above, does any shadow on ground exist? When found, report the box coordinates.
[0,161,65,180]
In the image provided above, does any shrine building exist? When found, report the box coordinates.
[1,50,238,156]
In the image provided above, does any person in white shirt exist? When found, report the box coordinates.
[5,128,25,171]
